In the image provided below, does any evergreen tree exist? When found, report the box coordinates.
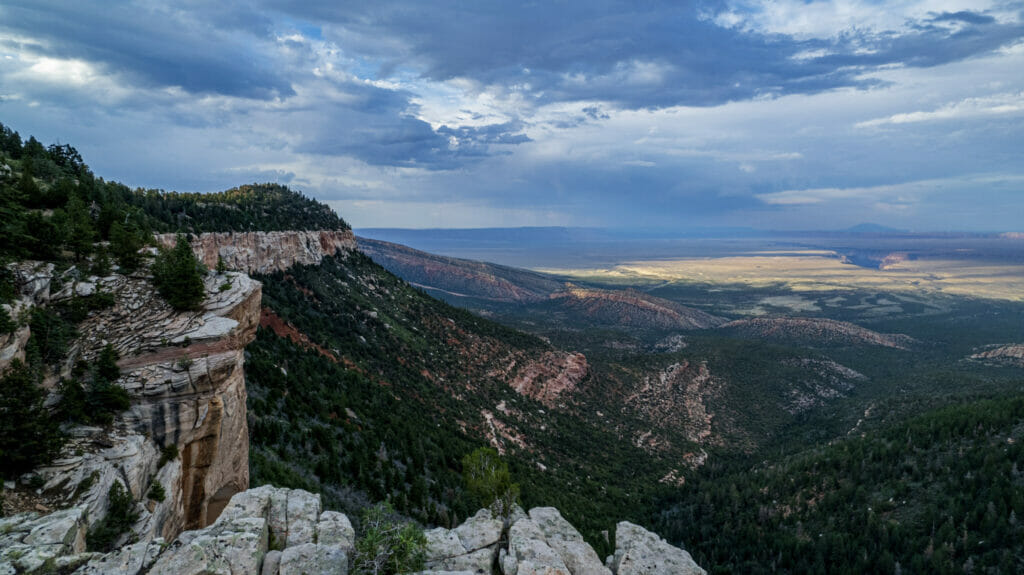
[63,192,94,261]
[152,235,205,310]
[109,220,144,272]
[0,360,63,477]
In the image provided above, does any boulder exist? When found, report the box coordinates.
[608,521,705,575]
[528,508,609,575]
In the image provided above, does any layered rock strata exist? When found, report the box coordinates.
[156,230,356,275]
[2,264,260,548]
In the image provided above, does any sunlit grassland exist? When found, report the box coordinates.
[539,251,1024,302]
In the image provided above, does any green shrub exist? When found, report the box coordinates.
[147,479,166,503]
[351,502,426,575]
[86,481,138,552]
[462,447,520,518]
[0,306,13,335]
[158,444,179,468]
[151,235,205,310]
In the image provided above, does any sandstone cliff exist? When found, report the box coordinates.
[1,262,260,550]
[156,229,356,275]
[1,485,705,575]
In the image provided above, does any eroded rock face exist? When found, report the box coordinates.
[6,267,261,546]
[508,352,590,408]
[156,230,356,275]
[0,262,54,374]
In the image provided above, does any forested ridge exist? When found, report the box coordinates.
[656,394,1024,574]
[0,120,347,267]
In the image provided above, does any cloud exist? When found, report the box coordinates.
[756,174,1024,206]
[0,1,293,99]
[857,91,1024,127]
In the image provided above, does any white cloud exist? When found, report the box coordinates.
[756,173,1024,206]
[711,0,1017,39]
[857,91,1024,127]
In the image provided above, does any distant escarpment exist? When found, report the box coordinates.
[1,261,260,548]
[358,236,564,302]
[157,229,356,275]
[720,317,915,349]
[550,287,726,330]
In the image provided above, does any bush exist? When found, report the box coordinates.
[462,447,520,518]
[351,502,426,575]
[147,479,166,502]
[86,481,138,552]
[0,306,13,335]
[158,444,179,468]
[0,360,63,477]
[151,235,205,310]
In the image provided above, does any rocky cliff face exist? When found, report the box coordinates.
[1,485,704,574]
[1,263,260,550]
[156,230,356,275]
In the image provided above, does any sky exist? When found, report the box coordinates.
[1,1,1023,231]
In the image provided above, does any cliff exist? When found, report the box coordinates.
[0,485,705,574]
[0,262,261,551]
[156,230,356,275]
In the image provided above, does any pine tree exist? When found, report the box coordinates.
[0,360,63,477]
[152,235,205,310]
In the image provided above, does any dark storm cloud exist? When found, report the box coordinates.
[0,0,292,99]
[268,2,1024,108]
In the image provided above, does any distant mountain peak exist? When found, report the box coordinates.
[843,223,907,234]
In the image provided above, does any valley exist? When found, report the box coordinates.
[0,127,1020,573]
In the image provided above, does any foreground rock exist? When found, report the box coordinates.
[0,486,354,575]
[2,486,704,575]
[609,521,705,575]
[416,505,702,575]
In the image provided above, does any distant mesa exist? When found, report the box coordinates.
[843,223,908,234]
[720,317,916,349]
[358,236,562,302]
[550,286,727,330]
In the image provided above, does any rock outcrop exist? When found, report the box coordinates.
[0,262,54,374]
[2,487,704,575]
[156,230,356,275]
[508,352,590,408]
[625,360,721,456]
[609,521,705,575]
[2,263,261,546]
[970,344,1024,367]
[1,486,354,575]
[419,505,703,575]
